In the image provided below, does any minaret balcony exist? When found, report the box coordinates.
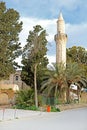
[54,33,67,42]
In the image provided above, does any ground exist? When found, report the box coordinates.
[58,103,87,111]
[0,107,87,130]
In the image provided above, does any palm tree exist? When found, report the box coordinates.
[66,62,86,103]
[41,63,67,104]
[75,78,87,103]
[41,62,86,105]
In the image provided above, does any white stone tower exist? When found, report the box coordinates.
[54,12,67,66]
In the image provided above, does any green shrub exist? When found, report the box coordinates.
[51,106,60,112]
[15,89,35,109]
[28,105,39,111]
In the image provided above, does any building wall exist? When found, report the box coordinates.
[0,89,14,105]
[81,92,87,103]
[0,70,29,105]
[0,70,23,90]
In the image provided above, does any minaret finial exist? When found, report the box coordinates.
[58,11,64,20]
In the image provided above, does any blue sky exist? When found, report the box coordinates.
[2,0,87,64]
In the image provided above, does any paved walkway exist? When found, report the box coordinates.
[58,103,87,111]
[0,109,41,121]
[0,108,87,130]
[0,103,87,121]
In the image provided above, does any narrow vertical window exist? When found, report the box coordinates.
[15,75,18,81]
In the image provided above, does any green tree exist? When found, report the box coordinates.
[21,59,34,87]
[21,54,48,90]
[36,57,48,91]
[67,46,87,63]
[67,46,87,77]
[22,25,48,108]
[0,2,22,80]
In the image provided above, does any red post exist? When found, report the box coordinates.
[47,106,51,112]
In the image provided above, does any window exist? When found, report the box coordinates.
[15,75,19,81]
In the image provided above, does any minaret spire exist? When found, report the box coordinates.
[54,12,67,67]
[57,12,65,34]
[58,12,64,20]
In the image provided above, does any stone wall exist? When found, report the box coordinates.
[0,89,14,105]
[81,92,87,103]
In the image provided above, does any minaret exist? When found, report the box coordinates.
[54,12,67,66]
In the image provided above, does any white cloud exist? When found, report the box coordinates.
[18,17,57,65]
[19,17,57,48]
[20,16,87,48]
[47,55,56,65]
[66,23,87,48]
[18,16,87,65]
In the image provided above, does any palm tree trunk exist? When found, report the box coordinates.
[77,86,81,103]
[67,86,70,103]
[34,63,38,108]
[54,84,58,106]
[64,90,67,102]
